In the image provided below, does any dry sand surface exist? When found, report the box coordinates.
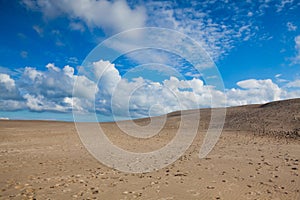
[0,98,299,199]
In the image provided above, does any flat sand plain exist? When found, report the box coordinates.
[0,99,299,199]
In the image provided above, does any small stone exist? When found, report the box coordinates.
[14,185,21,189]
[92,190,99,194]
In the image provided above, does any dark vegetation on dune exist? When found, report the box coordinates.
[224,98,300,139]
[164,98,300,139]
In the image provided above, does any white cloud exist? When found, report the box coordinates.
[1,60,300,118]
[33,25,43,37]
[63,65,74,77]
[109,76,204,118]
[0,63,98,112]
[276,0,295,12]
[0,74,21,100]
[144,1,259,61]
[225,78,300,106]
[185,72,201,78]
[0,73,24,111]
[0,100,25,111]
[46,63,60,72]
[296,36,300,46]
[0,66,18,76]
[20,64,99,112]
[287,22,297,31]
[226,79,282,106]
[0,74,15,90]
[275,74,288,83]
[22,0,268,62]
[74,75,98,100]
[93,60,121,91]
[285,80,300,88]
[22,0,294,64]
[77,60,224,117]
[23,0,147,34]
[23,67,43,81]
[69,22,85,32]
[24,94,66,112]
[292,35,300,64]
[86,61,225,117]
[65,57,79,65]
[63,97,94,113]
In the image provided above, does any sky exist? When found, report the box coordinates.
[0,0,300,122]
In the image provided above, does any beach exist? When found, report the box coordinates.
[0,99,299,199]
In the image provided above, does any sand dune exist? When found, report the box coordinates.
[0,98,299,199]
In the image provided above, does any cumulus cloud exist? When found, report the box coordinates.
[226,79,282,106]
[0,100,25,111]
[0,63,99,112]
[74,60,225,118]
[24,94,68,112]
[22,64,98,101]
[75,61,300,118]
[0,73,24,111]
[109,76,208,118]
[22,0,147,34]
[0,74,21,100]
[93,60,121,95]
[1,60,300,119]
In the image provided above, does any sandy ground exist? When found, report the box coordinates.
[0,99,299,199]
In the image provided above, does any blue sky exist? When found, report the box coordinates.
[0,0,300,121]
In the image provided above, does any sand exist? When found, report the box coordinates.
[0,98,299,199]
